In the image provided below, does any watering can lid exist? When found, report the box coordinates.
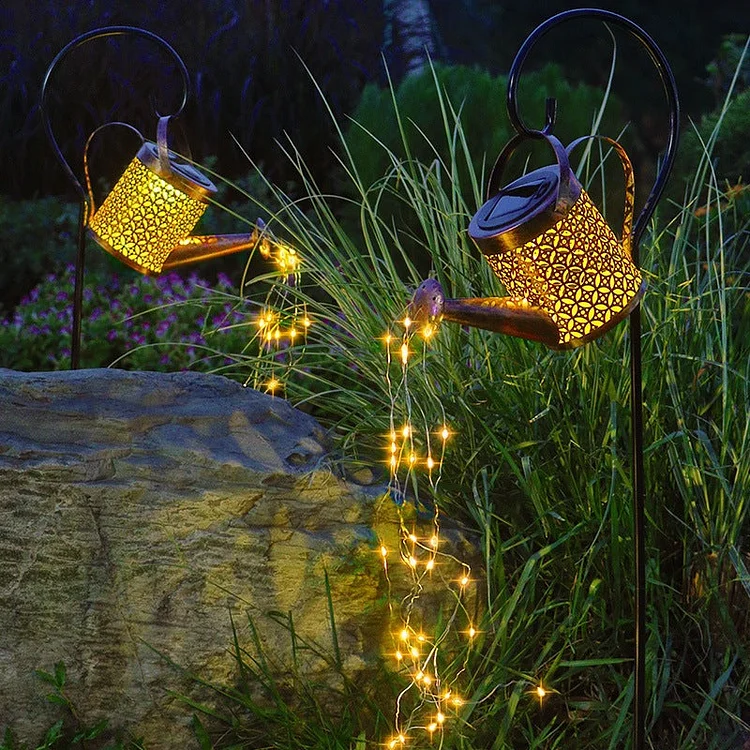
[468,163,581,253]
[137,141,217,201]
[470,166,561,238]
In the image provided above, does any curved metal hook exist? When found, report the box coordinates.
[40,26,190,203]
[506,8,680,257]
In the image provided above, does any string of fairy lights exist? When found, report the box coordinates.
[377,307,554,747]
[231,227,554,742]
[377,312,479,748]
[241,231,311,394]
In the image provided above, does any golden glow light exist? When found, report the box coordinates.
[484,190,641,346]
[89,155,206,274]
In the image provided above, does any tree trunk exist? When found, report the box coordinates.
[384,0,438,77]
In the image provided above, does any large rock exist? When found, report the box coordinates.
[0,368,408,747]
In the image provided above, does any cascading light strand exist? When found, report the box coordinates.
[376,307,479,743]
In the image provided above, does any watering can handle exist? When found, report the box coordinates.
[486,131,573,212]
[82,121,145,219]
[566,135,635,260]
[156,114,194,174]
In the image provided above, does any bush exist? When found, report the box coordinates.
[0,265,258,373]
[675,87,750,191]
[345,62,627,193]
[0,197,78,315]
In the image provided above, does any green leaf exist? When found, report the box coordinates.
[191,715,213,750]
[53,662,66,689]
[72,719,108,742]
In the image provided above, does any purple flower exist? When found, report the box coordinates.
[106,330,118,342]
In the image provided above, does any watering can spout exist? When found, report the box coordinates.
[410,279,560,347]
[161,222,272,270]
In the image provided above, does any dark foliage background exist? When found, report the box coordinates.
[0,0,744,201]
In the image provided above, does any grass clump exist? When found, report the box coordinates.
[181,57,750,748]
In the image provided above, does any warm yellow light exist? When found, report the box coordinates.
[401,343,409,364]
[390,456,397,469]
[303,317,311,328]
[427,722,438,733]
[416,634,426,643]
[440,426,450,441]
[402,425,411,438]
[430,535,439,548]
[88,154,207,275]
[403,316,412,328]
[408,453,416,465]
[408,556,418,568]
[408,533,418,543]
[426,456,436,470]
[289,328,298,340]
[436,712,445,724]
[459,575,470,587]
[400,629,409,641]
[536,685,547,700]
[468,626,477,638]
[425,559,435,571]
[422,674,432,686]
[395,650,403,661]
[380,546,388,558]
[483,187,643,347]
[410,646,419,658]
[415,670,424,681]
[266,378,280,393]
[422,324,434,339]
[384,332,393,345]
[452,696,463,707]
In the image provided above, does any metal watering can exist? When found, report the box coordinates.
[412,132,643,349]
[85,116,264,275]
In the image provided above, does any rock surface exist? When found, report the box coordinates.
[0,368,405,747]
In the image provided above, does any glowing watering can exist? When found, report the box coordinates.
[85,116,263,275]
[412,132,643,349]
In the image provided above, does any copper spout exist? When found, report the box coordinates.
[161,225,264,270]
[410,278,561,348]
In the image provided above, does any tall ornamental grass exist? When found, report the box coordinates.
[184,53,750,748]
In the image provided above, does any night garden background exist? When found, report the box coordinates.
[1,0,750,748]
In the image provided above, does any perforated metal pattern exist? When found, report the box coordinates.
[89,157,207,274]
[485,189,642,345]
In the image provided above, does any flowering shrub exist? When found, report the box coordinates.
[0,265,257,373]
